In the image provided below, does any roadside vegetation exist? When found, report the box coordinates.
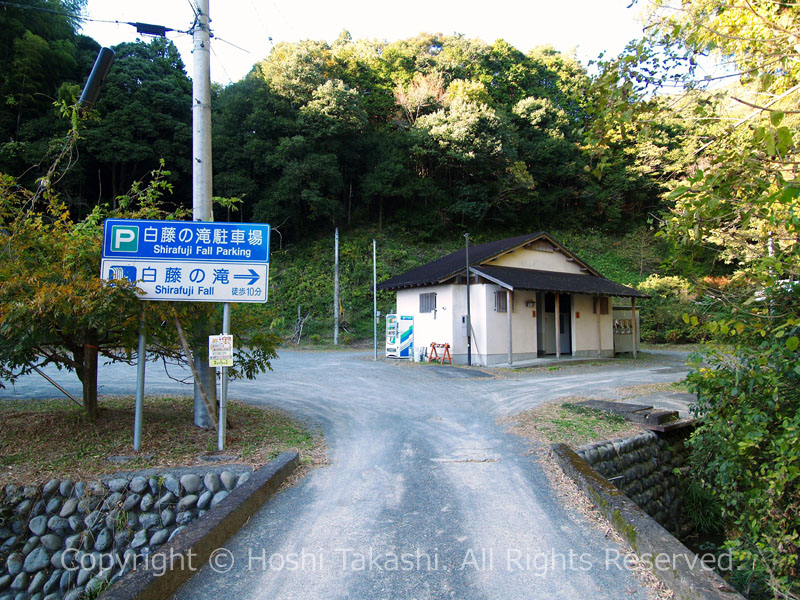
[0,395,323,486]
[504,398,641,448]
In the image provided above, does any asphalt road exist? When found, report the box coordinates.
[1,351,690,599]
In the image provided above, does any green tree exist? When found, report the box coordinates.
[0,0,96,197]
[0,0,85,142]
[588,3,800,596]
[252,40,331,105]
[82,38,192,201]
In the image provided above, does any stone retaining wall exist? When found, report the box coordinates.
[0,466,252,600]
[576,428,692,537]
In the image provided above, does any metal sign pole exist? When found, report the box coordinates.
[133,307,146,451]
[334,228,339,345]
[465,233,472,367]
[218,302,231,451]
[373,239,377,361]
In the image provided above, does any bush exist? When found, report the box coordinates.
[636,274,703,343]
[686,334,800,598]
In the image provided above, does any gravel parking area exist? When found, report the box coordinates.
[2,350,690,599]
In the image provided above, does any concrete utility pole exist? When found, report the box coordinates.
[192,0,212,222]
[334,228,340,345]
[191,0,216,428]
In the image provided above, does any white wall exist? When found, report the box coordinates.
[481,286,538,365]
[396,285,454,362]
[393,288,615,364]
[573,294,614,356]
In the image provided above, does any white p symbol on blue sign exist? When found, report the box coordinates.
[111,225,139,252]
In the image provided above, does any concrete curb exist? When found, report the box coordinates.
[100,451,299,600]
[551,444,743,600]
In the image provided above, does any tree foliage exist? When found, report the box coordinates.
[588,2,800,596]
[82,38,192,201]
[214,33,673,241]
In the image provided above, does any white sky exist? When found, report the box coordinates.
[80,0,648,85]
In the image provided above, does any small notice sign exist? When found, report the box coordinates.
[209,334,234,367]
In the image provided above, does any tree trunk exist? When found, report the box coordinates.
[75,334,99,422]
[83,343,99,423]
[348,181,352,226]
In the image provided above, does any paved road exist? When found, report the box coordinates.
[1,351,689,599]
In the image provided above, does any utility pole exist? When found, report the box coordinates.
[192,1,212,221]
[334,228,339,345]
[191,0,216,428]
[465,233,472,366]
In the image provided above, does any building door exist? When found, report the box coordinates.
[559,294,572,355]
[540,292,571,355]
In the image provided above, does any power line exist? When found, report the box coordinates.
[0,1,191,35]
[210,43,234,84]
[215,36,250,54]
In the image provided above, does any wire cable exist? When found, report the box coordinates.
[0,0,191,35]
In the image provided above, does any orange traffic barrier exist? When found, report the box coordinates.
[428,343,452,365]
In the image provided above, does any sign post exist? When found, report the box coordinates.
[102,218,270,451]
[209,324,234,451]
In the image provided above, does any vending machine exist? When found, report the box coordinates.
[385,314,414,359]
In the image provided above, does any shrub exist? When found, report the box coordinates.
[636,274,703,343]
[686,334,800,598]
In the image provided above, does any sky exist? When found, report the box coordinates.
[79,0,649,85]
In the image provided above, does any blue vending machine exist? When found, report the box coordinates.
[385,314,414,359]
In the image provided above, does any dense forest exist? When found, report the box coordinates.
[0,2,689,240]
[1,2,798,598]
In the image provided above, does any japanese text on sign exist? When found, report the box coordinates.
[209,334,234,367]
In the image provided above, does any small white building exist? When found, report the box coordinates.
[379,232,648,366]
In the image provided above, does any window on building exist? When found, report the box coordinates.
[594,296,609,315]
[494,290,513,313]
[420,292,437,313]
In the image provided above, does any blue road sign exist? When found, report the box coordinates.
[101,219,270,303]
[102,219,270,263]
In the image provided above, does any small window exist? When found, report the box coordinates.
[494,291,507,313]
[420,292,437,313]
[494,290,513,313]
[594,296,609,315]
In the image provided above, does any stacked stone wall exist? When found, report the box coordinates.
[577,428,692,537]
[0,466,251,600]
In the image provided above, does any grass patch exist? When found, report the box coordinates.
[614,380,690,397]
[0,395,324,485]
[504,397,642,447]
[640,342,705,353]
